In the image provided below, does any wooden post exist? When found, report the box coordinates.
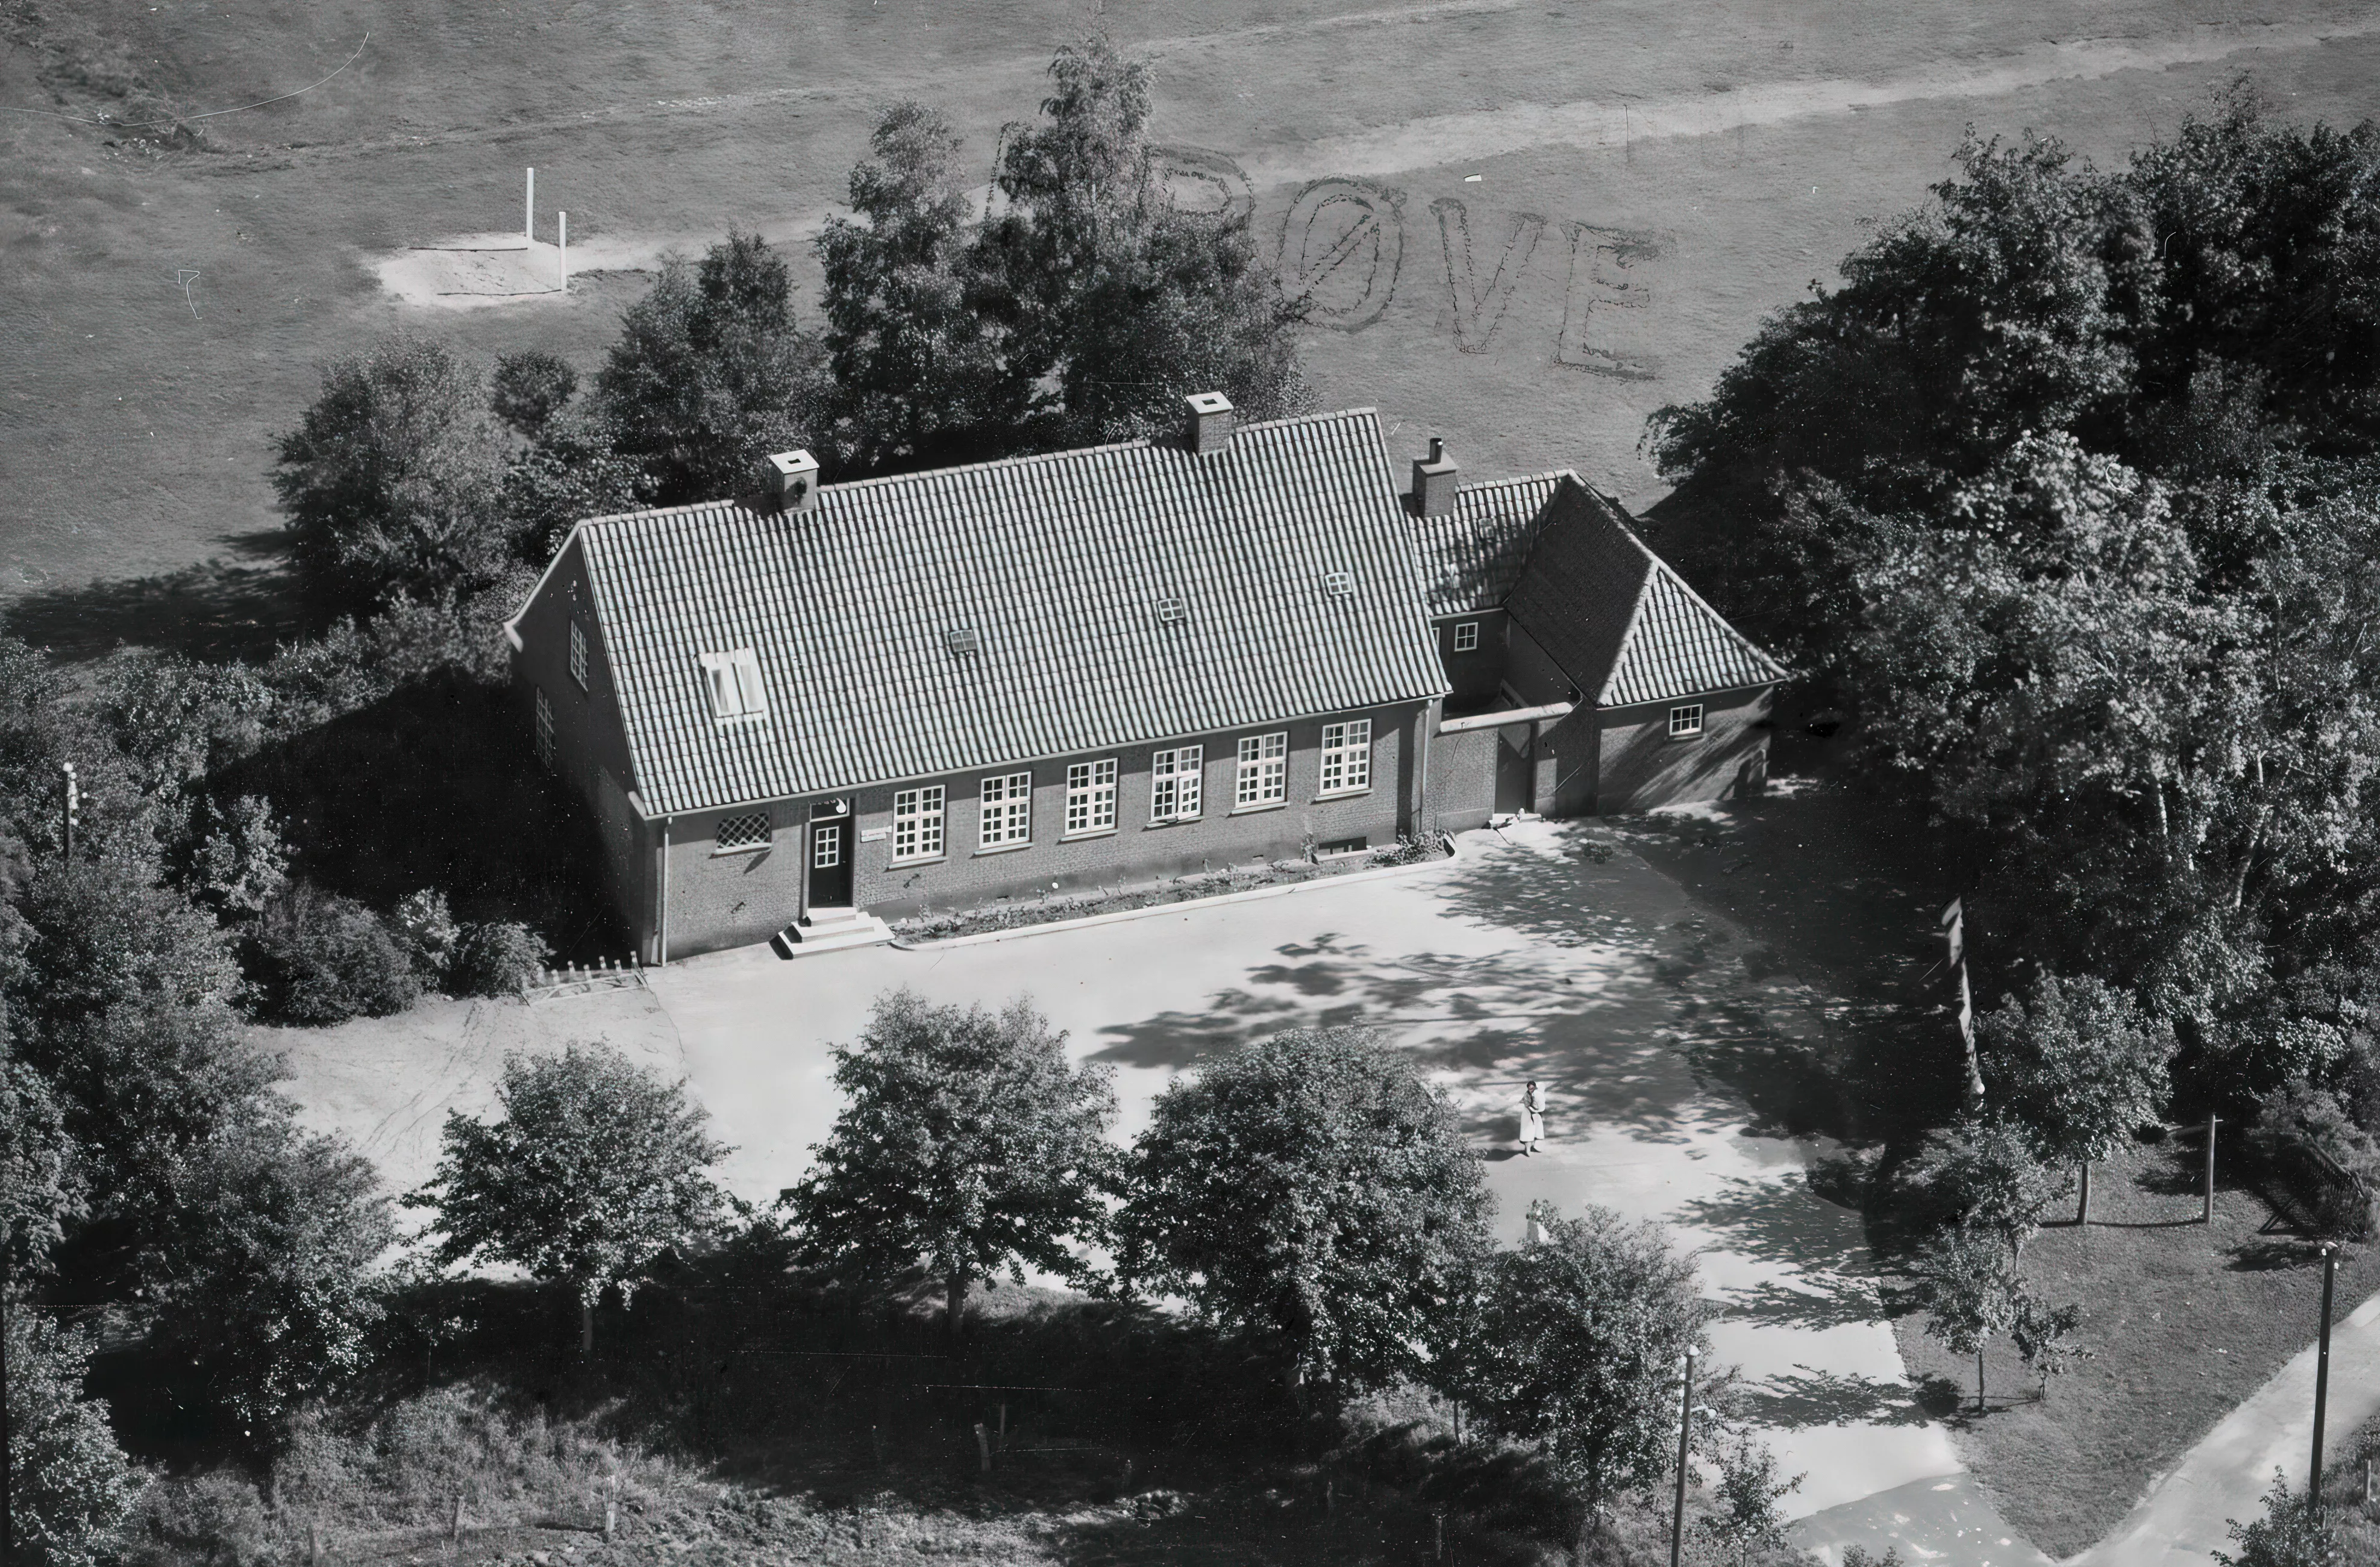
[1670,1349,1696,1567]
[449,1492,463,1544]
[559,211,568,293]
[973,1422,990,1473]
[2204,1115,2220,1224]
[2078,1162,2091,1226]
[997,1403,1007,1450]
[1324,1478,1334,1517]
[2314,1243,2339,1508]
[308,1521,322,1567]
[1435,1510,1446,1562]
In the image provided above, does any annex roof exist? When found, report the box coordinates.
[553,408,1449,816]
[1506,477,1788,708]
[1411,472,1566,616]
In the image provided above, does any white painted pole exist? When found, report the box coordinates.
[525,167,534,242]
[559,211,568,293]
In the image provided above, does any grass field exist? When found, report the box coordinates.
[7,0,2380,649]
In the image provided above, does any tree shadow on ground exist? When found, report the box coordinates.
[215,674,628,960]
[1678,1175,1872,1280]
[5,546,310,662]
[1732,1368,1938,1428]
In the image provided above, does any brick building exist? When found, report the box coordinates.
[506,397,1785,960]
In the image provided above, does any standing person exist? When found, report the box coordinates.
[1518,1081,1545,1156]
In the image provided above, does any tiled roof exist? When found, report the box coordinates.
[1508,477,1788,707]
[560,409,1449,816]
[1411,472,1565,616]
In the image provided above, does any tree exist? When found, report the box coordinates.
[12,855,246,1042]
[1900,1114,2067,1259]
[790,990,1118,1333]
[1120,1028,1492,1403]
[5,1313,143,1567]
[816,103,1024,475]
[272,336,515,614]
[1463,1207,1705,1533]
[1909,1224,2018,1413]
[141,1112,395,1430]
[2216,1474,2335,1567]
[408,1045,730,1353]
[1979,973,2173,1221]
[595,231,825,505]
[1699,1431,1805,1567]
[0,1063,75,1283]
[489,349,579,437]
[981,36,1312,445]
[245,881,421,1025]
[498,405,651,563]
[2010,1290,2086,1400]
[185,794,289,916]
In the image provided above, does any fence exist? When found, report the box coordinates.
[521,957,647,1003]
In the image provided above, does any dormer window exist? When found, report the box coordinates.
[946,627,983,658]
[698,649,768,725]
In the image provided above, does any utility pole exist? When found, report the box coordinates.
[1669,1348,1697,1567]
[2313,1242,2339,1509]
[2202,1114,2220,1224]
[60,762,77,859]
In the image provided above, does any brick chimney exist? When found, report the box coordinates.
[1183,392,1235,455]
[763,449,819,513]
[1412,437,1458,517]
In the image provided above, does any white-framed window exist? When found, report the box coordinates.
[533,687,554,765]
[1452,621,1480,653]
[1066,758,1118,836]
[812,822,842,870]
[1668,704,1705,739]
[980,772,1033,850]
[892,786,945,862]
[1323,570,1356,596]
[1320,718,1373,796]
[1151,745,1203,823]
[569,620,590,689]
[715,812,770,853]
[1235,733,1288,809]
[698,648,768,725]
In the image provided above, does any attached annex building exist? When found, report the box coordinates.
[507,396,1786,961]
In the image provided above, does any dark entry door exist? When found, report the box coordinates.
[807,802,853,910]
[1495,724,1533,815]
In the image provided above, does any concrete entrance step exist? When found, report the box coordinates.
[769,909,893,959]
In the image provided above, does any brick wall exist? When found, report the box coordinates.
[1429,725,1498,832]
[1591,686,1774,813]
[1434,610,1509,711]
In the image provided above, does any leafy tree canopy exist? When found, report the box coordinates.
[1118,1027,1492,1397]
[1978,971,2173,1168]
[6,1312,145,1567]
[408,1045,729,1349]
[790,990,1119,1324]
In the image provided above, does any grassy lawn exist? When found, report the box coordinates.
[1890,1139,2379,1558]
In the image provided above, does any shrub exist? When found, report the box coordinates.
[2249,1081,2380,1238]
[445,920,549,997]
[248,883,420,1024]
[390,889,459,983]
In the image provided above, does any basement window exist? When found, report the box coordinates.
[698,649,769,725]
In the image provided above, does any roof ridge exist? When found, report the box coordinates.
[1456,468,1580,494]
[575,407,1389,530]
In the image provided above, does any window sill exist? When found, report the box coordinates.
[890,855,946,869]
[974,840,1033,857]
[1232,800,1288,816]
[1062,827,1118,842]
[1145,815,1202,829]
[1667,733,1704,743]
[1314,787,1373,802]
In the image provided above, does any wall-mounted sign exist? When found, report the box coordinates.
[860,827,889,843]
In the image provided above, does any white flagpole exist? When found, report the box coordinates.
[559,211,568,293]
[525,167,535,242]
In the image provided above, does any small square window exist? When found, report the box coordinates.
[715,812,771,852]
[1668,704,1705,739]
[569,620,590,689]
[1066,758,1118,836]
[1323,570,1357,597]
[1235,733,1288,808]
[980,772,1033,849]
[946,627,982,657]
[1156,596,1186,625]
[1452,621,1480,653]
[698,648,768,725]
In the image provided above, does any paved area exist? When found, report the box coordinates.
[273,820,2025,1551]
[2072,1286,2380,1567]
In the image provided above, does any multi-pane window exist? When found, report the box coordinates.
[1452,621,1480,653]
[698,648,768,725]
[715,812,770,852]
[1151,746,1203,823]
[980,772,1033,849]
[533,687,555,765]
[1066,759,1118,835]
[812,822,842,869]
[1235,733,1288,808]
[1668,704,1705,738]
[1320,719,1373,795]
[893,786,945,862]
[569,620,590,689]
